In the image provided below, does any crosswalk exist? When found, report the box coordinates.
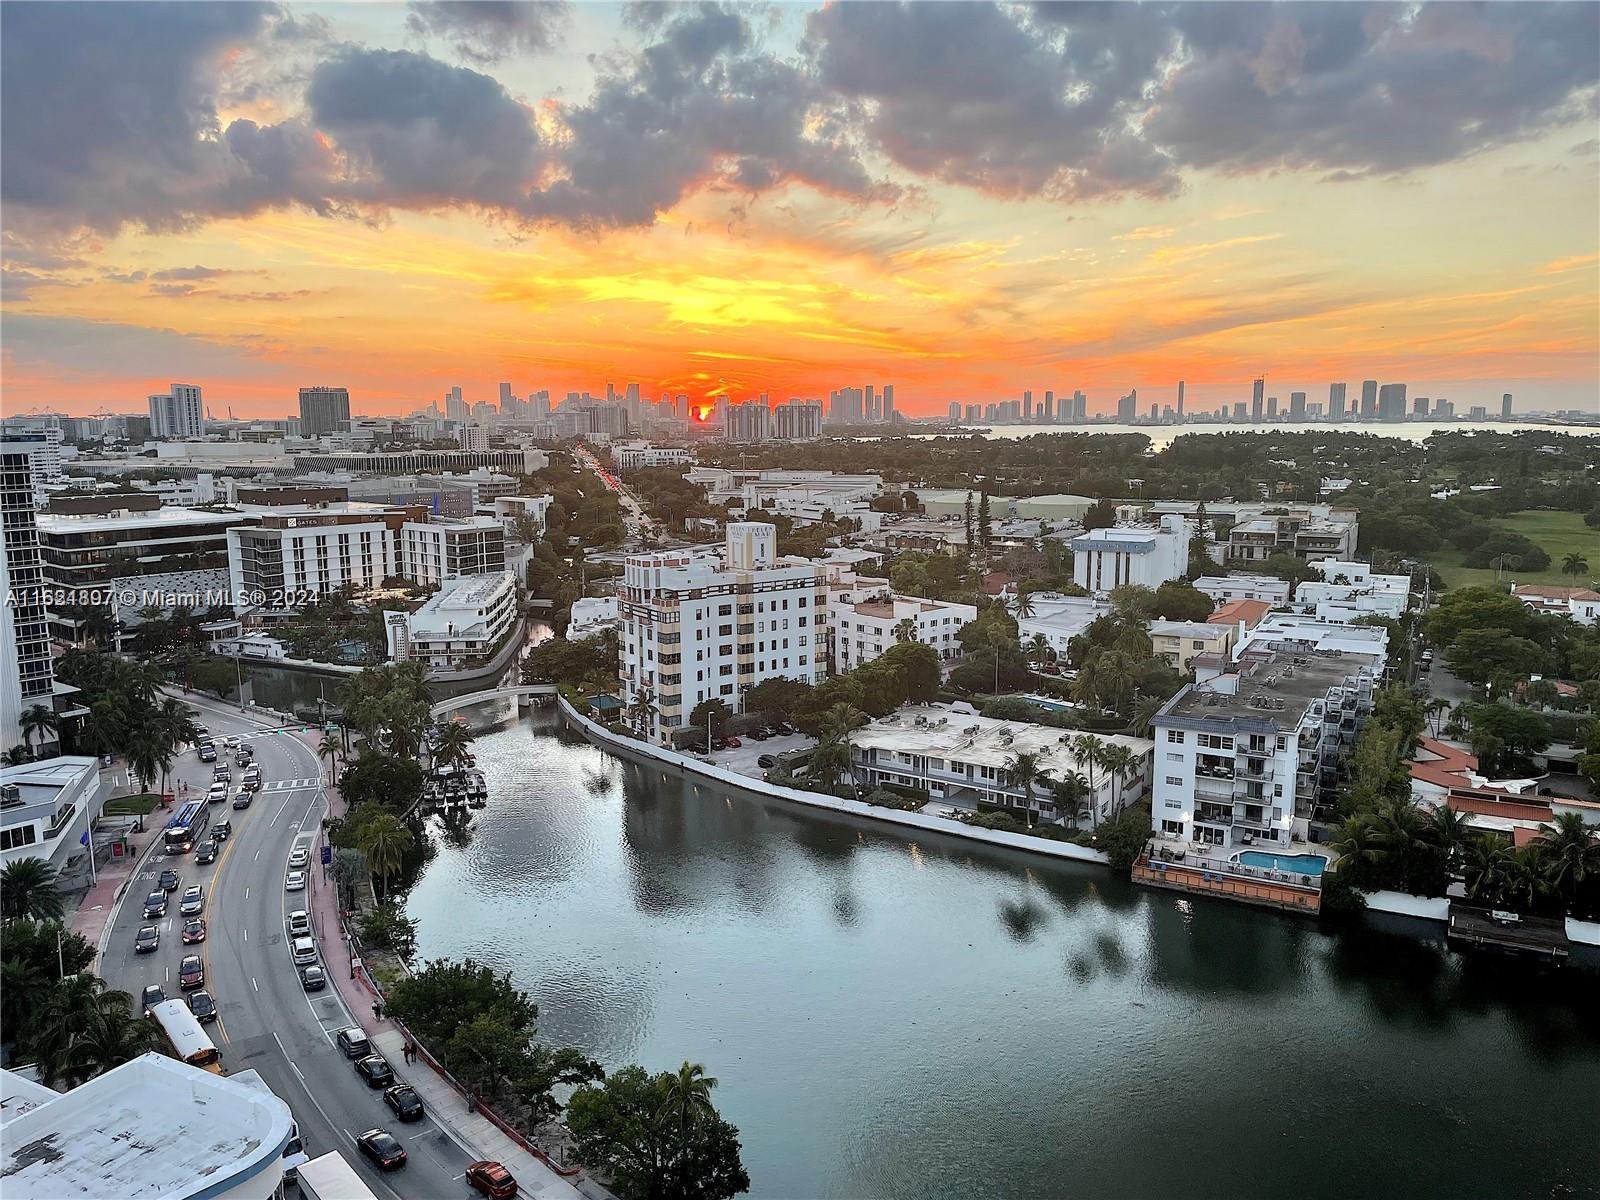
[261,778,318,792]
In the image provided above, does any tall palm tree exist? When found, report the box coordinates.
[1052,769,1089,831]
[1003,750,1045,827]
[25,975,145,1088]
[18,705,58,757]
[892,617,919,644]
[1460,834,1515,904]
[806,736,852,794]
[1426,804,1473,874]
[68,1005,167,1080]
[1539,811,1600,903]
[820,703,867,744]
[659,1061,719,1129]
[1423,698,1450,738]
[1011,590,1037,619]
[317,732,342,780]
[1129,694,1164,739]
[1072,735,1107,829]
[356,812,414,899]
[626,687,657,736]
[2,857,64,921]
[433,721,476,770]
[1098,744,1137,818]
[1026,633,1054,666]
[1561,552,1590,580]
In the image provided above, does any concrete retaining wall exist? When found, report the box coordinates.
[558,698,1110,867]
[1363,890,1451,921]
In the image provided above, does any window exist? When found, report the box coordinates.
[1166,730,1184,744]
[719,604,732,616]
[1161,819,1183,835]
[1,826,39,851]
[1167,752,1184,762]
[1165,776,1183,787]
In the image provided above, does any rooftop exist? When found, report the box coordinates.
[1513,584,1600,602]
[424,571,516,610]
[1157,651,1372,732]
[1,1054,293,1200]
[850,704,1151,777]
[1208,598,1274,628]
[1150,620,1223,640]
[37,505,244,534]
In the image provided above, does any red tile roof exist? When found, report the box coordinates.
[1208,598,1272,629]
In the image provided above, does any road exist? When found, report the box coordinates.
[573,445,652,540]
[98,695,475,1200]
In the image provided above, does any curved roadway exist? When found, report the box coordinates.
[98,693,475,1199]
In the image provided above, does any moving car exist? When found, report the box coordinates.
[222,736,239,749]
[197,745,216,763]
[466,1160,518,1199]
[140,984,165,1014]
[178,955,205,991]
[299,964,326,992]
[157,868,180,892]
[287,909,311,936]
[355,1129,407,1171]
[232,791,253,810]
[211,819,232,841]
[143,891,168,919]
[181,917,206,944]
[242,772,261,792]
[206,785,227,805]
[187,990,217,1024]
[212,766,231,783]
[336,1027,371,1058]
[355,1055,395,1088]
[288,846,310,869]
[179,885,204,916]
[285,870,306,892]
[134,925,160,953]
[194,840,217,864]
[383,1085,424,1122]
[291,936,317,965]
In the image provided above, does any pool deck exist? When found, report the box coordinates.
[1134,839,1326,915]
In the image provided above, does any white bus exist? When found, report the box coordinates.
[297,1151,379,1200]
[149,999,222,1074]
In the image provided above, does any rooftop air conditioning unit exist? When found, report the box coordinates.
[0,784,21,808]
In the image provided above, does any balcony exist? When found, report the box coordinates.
[1237,761,1274,782]
[1195,804,1234,826]
[1194,776,1236,801]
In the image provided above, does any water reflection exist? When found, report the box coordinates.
[406,708,1600,1200]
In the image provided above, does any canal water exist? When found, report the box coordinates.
[406,707,1600,1200]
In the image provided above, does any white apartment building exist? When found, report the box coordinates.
[568,595,620,639]
[147,383,205,439]
[1192,574,1291,606]
[1223,505,1359,564]
[832,594,976,672]
[389,571,517,669]
[1016,594,1111,659]
[1,438,60,751]
[397,515,505,586]
[1151,650,1377,854]
[1295,559,1413,622]
[0,756,100,870]
[1071,515,1190,595]
[620,523,823,742]
[492,494,553,535]
[1232,614,1389,669]
[228,506,398,613]
[687,468,883,508]
[1511,584,1600,626]
[0,417,63,502]
[611,442,694,471]
[849,704,1153,827]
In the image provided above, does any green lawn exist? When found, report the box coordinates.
[1433,510,1598,592]
[101,793,159,816]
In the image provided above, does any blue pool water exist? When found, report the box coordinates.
[1236,851,1328,876]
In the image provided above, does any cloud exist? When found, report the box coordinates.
[1115,226,1178,242]
[149,265,249,281]
[1,313,283,380]
[405,1,569,64]
[1538,252,1600,275]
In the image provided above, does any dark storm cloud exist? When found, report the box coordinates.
[405,1,570,64]
[806,2,1600,199]
[527,3,891,227]
[306,48,545,211]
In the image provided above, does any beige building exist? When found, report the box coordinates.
[1150,620,1236,672]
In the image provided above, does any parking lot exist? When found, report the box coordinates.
[705,732,815,779]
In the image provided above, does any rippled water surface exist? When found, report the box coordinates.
[407,708,1600,1199]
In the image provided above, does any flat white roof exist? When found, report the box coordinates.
[38,506,244,534]
[851,704,1152,777]
[1,1054,293,1200]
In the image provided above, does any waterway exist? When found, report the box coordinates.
[407,706,1600,1200]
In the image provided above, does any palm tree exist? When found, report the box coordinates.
[1004,751,1045,827]
[1502,844,1551,912]
[1011,590,1037,619]
[659,1061,719,1129]
[820,703,866,744]
[806,736,852,794]
[317,732,342,780]
[1072,735,1107,829]
[626,687,657,737]
[2,745,28,767]
[1026,633,1054,666]
[1561,551,1590,580]
[1424,698,1450,738]
[892,617,919,644]
[1520,678,1559,711]
[2,857,64,921]
[356,812,414,899]
[1051,769,1089,831]
[68,1004,166,1080]
[1425,804,1473,873]
[433,721,476,770]
[1098,744,1137,818]
[1461,834,1515,904]
[1539,811,1600,903]
[18,705,58,757]
[1,956,53,1039]
[1129,694,1164,739]
[26,974,146,1088]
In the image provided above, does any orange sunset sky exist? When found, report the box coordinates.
[2,1,1597,419]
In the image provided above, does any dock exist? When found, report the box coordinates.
[1132,852,1321,915]
[1446,904,1570,963]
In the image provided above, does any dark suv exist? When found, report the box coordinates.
[336,1027,372,1058]
[355,1055,395,1088]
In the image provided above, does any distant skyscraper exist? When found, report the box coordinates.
[1289,391,1305,420]
[148,383,204,439]
[1412,396,1428,417]
[1378,383,1407,421]
[966,404,981,422]
[1116,389,1138,423]
[499,382,514,409]
[1042,390,1054,421]
[1073,390,1087,422]
[948,402,961,423]
[1022,390,1033,421]
[1176,380,1185,418]
[883,385,895,423]
[445,387,468,424]
[772,400,822,441]
[1251,378,1264,422]
[298,386,350,438]
[865,385,877,422]
[1502,393,1513,420]
[1266,396,1278,418]
[1359,380,1378,419]
[1329,382,1347,420]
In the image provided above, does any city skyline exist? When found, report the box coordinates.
[3,2,1598,417]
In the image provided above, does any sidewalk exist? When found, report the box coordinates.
[308,785,596,1200]
[70,800,165,966]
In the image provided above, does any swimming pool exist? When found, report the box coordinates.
[1236,851,1328,876]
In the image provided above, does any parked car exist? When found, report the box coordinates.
[466,1160,518,1199]
[178,955,204,991]
[194,840,217,864]
[287,909,311,937]
[211,819,232,841]
[140,984,165,1014]
[356,1129,407,1171]
[187,990,217,1024]
[143,891,168,919]
[179,885,204,916]
[775,722,795,735]
[757,755,776,769]
[291,936,317,965]
[134,925,160,954]
[157,868,180,892]
[288,846,310,869]
[232,792,253,810]
[299,964,326,992]
[181,917,206,944]
[355,1055,395,1088]
[336,1027,371,1058]
[383,1085,424,1122]
[726,736,742,749]
[285,871,306,892]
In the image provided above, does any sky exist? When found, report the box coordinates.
[2,1,1598,420]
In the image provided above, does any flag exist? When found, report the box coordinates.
[80,831,89,846]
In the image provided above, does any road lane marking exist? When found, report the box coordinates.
[252,977,259,992]
[244,887,249,900]
[253,850,260,861]
[242,927,248,942]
